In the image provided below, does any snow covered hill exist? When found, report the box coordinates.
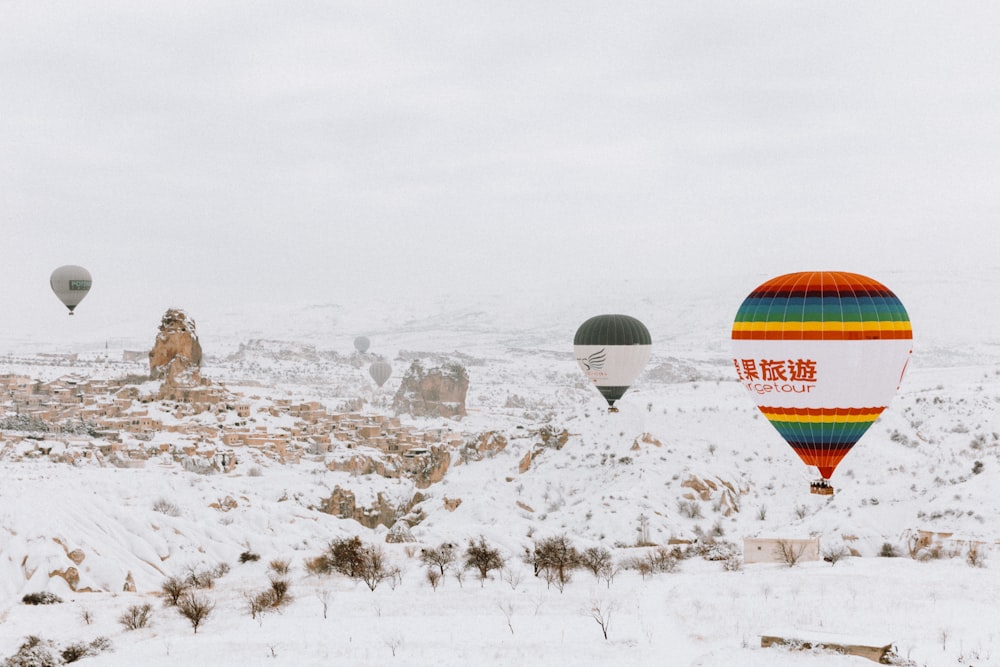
[1,268,998,666]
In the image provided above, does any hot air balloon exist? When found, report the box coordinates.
[369,360,392,388]
[50,265,92,315]
[574,314,652,412]
[354,336,371,354]
[731,271,912,494]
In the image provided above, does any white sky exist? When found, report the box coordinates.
[3,1,1000,344]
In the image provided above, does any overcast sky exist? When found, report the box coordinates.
[3,1,1000,347]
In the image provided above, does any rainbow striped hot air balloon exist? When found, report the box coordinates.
[731,272,912,493]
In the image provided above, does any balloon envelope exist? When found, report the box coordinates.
[354,336,371,353]
[369,360,391,387]
[574,314,651,410]
[731,271,912,481]
[50,265,92,315]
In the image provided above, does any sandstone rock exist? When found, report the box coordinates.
[318,486,423,530]
[149,309,203,387]
[443,497,462,512]
[392,360,468,419]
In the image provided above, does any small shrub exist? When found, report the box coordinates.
[160,576,189,606]
[677,500,703,519]
[646,547,681,573]
[239,551,261,564]
[268,576,291,605]
[966,544,986,568]
[822,545,849,565]
[21,592,62,605]
[776,540,808,567]
[119,603,153,630]
[176,593,215,634]
[152,498,181,517]
[268,558,291,575]
[426,567,442,590]
[4,636,58,667]
[879,542,899,558]
[61,637,112,663]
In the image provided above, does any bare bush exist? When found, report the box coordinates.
[426,567,442,590]
[61,637,112,664]
[239,550,261,563]
[677,499,703,519]
[118,603,153,630]
[152,498,181,516]
[176,593,215,634]
[776,540,807,567]
[245,589,276,620]
[966,544,987,568]
[269,576,292,605]
[268,558,291,575]
[160,576,189,606]
[822,545,849,565]
[646,547,681,573]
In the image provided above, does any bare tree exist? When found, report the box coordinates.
[359,544,396,592]
[464,536,505,585]
[316,588,331,619]
[382,633,403,657]
[589,598,616,640]
[580,546,613,579]
[419,542,456,576]
[498,600,514,635]
[176,593,215,634]
[530,535,580,591]
[426,567,442,590]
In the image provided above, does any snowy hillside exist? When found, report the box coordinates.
[1,269,999,666]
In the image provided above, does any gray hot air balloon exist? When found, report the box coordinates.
[574,314,652,412]
[50,265,93,315]
[354,336,371,353]
[369,360,392,388]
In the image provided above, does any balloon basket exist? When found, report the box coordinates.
[810,480,834,496]
[608,406,619,413]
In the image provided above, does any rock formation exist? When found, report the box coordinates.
[149,309,203,387]
[392,360,468,419]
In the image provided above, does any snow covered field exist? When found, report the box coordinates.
[2,270,999,666]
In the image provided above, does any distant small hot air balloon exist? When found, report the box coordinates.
[369,360,392,388]
[574,314,652,412]
[50,265,92,315]
[354,336,371,354]
[731,271,912,494]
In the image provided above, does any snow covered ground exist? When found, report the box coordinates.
[2,269,999,666]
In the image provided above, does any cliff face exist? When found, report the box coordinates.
[392,360,468,419]
[149,309,203,388]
